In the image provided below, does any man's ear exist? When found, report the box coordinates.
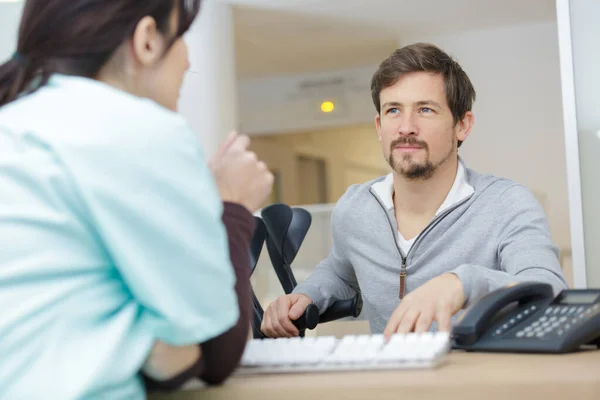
[131,16,165,67]
[455,111,474,143]
[375,113,382,142]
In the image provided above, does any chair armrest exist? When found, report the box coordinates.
[319,293,363,323]
[292,294,363,331]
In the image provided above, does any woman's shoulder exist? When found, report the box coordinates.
[0,74,194,151]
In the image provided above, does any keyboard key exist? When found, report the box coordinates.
[239,333,450,374]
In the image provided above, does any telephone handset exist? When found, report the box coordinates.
[452,282,600,353]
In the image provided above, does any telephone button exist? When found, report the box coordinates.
[559,316,567,323]
[560,307,568,314]
[539,316,548,322]
[549,316,558,322]
[526,332,535,338]
[545,308,553,315]
[516,331,525,338]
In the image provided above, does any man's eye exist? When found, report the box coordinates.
[387,108,399,114]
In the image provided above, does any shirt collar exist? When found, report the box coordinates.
[371,159,474,216]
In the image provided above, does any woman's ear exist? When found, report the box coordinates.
[131,16,165,67]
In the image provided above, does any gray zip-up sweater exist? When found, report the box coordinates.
[293,166,569,333]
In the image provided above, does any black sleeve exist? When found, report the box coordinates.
[144,202,254,391]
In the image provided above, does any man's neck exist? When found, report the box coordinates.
[393,156,459,218]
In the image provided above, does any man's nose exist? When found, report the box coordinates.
[397,113,417,136]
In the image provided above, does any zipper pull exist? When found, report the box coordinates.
[399,258,407,299]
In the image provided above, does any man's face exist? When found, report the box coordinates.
[375,71,470,180]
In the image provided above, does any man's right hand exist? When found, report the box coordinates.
[261,293,313,338]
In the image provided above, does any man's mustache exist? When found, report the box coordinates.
[390,137,428,151]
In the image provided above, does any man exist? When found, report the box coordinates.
[261,43,568,339]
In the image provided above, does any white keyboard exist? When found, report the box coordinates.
[237,332,450,375]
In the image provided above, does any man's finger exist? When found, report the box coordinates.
[289,296,312,320]
[414,309,434,333]
[276,300,299,336]
[260,306,273,337]
[384,304,408,339]
[436,308,452,332]
[396,310,420,334]
[264,306,280,337]
[269,304,292,338]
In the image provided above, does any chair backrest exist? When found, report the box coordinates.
[250,203,313,338]
[261,204,312,295]
[249,216,267,274]
[249,203,362,339]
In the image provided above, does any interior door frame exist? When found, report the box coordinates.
[556,0,587,288]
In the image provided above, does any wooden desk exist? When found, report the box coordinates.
[148,350,600,400]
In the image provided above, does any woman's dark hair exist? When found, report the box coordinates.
[0,0,201,107]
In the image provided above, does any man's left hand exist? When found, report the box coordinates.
[384,273,465,339]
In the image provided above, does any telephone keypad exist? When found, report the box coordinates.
[513,304,600,339]
[492,305,538,337]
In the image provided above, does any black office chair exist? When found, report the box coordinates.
[249,203,363,339]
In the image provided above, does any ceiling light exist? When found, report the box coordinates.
[320,101,335,113]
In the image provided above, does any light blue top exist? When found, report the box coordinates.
[0,75,239,399]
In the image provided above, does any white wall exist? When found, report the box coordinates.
[565,0,600,287]
[239,65,377,135]
[0,2,24,62]
[398,21,570,251]
[180,0,238,156]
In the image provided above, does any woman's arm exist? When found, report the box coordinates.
[142,342,203,389]
[144,201,255,391]
[197,202,254,384]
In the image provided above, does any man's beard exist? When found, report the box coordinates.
[388,137,451,180]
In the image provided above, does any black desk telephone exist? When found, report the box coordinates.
[452,282,600,353]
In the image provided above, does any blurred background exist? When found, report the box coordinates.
[2,0,599,336]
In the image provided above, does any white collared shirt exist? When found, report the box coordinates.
[371,160,474,254]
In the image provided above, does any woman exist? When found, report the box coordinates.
[0,0,272,399]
